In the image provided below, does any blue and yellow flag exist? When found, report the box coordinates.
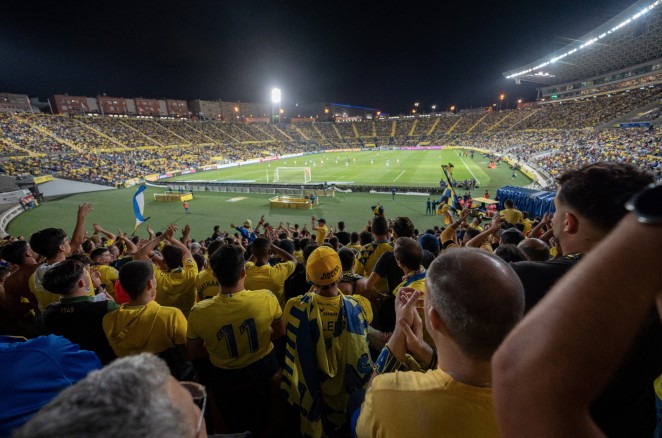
[282,293,371,438]
[132,185,149,232]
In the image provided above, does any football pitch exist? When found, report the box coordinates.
[170,149,530,188]
[7,150,531,239]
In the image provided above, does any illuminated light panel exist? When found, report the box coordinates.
[506,0,660,79]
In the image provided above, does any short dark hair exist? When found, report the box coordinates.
[302,243,319,262]
[359,231,373,246]
[206,239,225,259]
[161,244,183,270]
[192,253,205,271]
[210,245,244,287]
[30,228,68,259]
[81,240,95,254]
[391,217,415,238]
[67,253,92,266]
[372,216,388,235]
[350,232,359,244]
[119,260,154,300]
[42,259,86,295]
[337,221,345,231]
[1,240,29,265]
[338,247,356,271]
[426,248,524,361]
[90,247,110,262]
[464,228,481,240]
[278,239,294,255]
[251,237,270,257]
[394,237,423,271]
[556,161,653,231]
[500,229,525,245]
[504,199,514,208]
[494,244,527,263]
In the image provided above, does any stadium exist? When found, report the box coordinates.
[1,0,662,436]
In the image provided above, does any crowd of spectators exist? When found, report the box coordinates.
[0,86,660,186]
[1,160,660,437]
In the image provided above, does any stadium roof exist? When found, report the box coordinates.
[503,0,662,85]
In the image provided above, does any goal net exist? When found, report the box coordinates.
[273,167,312,183]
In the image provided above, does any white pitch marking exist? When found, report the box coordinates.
[393,170,406,182]
[457,153,481,184]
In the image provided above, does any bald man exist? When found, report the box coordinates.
[356,248,524,438]
[517,238,550,261]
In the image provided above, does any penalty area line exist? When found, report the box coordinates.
[457,153,481,184]
[393,170,406,182]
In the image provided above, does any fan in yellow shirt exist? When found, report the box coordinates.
[244,237,297,308]
[311,216,329,244]
[500,199,523,224]
[90,247,119,299]
[133,225,198,318]
[102,260,188,360]
[186,244,284,436]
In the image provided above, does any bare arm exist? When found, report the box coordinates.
[361,271,383,299]
[493,214,662,438]
[440,209,470,244]
[146,224,156,240]
[270,240,296,264]
[70,203,93,254]
[180,224,192,247]
[116,229,138,254]
[166,228,192,260]
[134,226,171,260]
[529,212,551,238]
[465,214,504,248]
[93,223,116,244]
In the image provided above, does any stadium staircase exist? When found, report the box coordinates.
[208,124,240,142]
[286,125,305,141]
[427,117,441,136]
[600,100,662,128]
[331,124,343,139]
[408,120,418,136]
[390,121,397,138]
[447,116,462,134]
[0,138,35,156]
[466,113,489,133]
[507,108,541,131]
[372,122,377,137]
[156,121,192,146]
[186,123,220,144]
[119,120,164,147]
[486,111,513,132]
[311,124,323,139]
[252,124,278,141]
[22,116,84,153]
[352,123,359,138]
[77,119,129,150]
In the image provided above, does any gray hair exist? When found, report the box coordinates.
[14,353,191,437]
[425,247,525,361]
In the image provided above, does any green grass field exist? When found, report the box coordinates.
[170,150,530,188]
[7,150,530,240]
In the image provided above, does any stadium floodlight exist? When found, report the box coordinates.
[271,88,281,123]
[505,0,661,80]
[271,88,281,104]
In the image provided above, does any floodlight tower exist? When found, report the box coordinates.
[271,88,281,123]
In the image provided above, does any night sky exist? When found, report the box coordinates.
[0,0,640,114]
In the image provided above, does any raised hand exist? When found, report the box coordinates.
[78,202,93,217]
